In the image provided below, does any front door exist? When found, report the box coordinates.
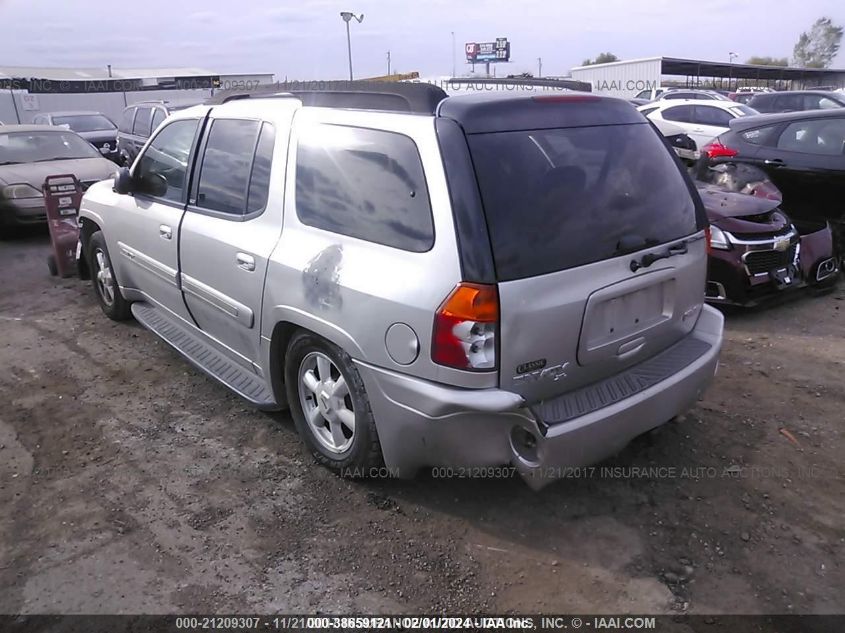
[107,117,202,323]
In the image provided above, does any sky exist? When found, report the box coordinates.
[0,0,843,80]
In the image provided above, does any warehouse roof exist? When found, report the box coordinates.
[0,66,271,80]
[571,56,845,83]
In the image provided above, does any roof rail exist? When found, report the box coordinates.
[208,81,448,114]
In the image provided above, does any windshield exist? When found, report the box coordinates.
[52,114,116,132]
[468,123,699,281]
[0,131,101,164]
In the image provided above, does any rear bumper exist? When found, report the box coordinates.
[356,304,723,489]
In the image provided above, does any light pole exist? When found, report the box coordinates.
[728,52,738,90]
[537,57,542,78]
[340,11,364,81]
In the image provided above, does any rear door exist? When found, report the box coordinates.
[466,119,706,403]
[692,105,733,145]
[178,106,292,368]
[758,116,845,222]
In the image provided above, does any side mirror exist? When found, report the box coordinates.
[113,167,133,195]
[99,145,111,156]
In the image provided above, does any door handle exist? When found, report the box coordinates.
[764,158,785,167]
[236,253,255,272]
[159,225,172,240]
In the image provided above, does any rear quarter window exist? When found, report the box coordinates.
[294,125,434,252]
[467,123,699,281]
[119,107,136,133]
[132,107,153,137]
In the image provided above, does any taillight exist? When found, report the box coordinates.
[701,141,739,159]
[432,283,498,371]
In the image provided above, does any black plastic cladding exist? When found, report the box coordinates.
[434,118,497,284]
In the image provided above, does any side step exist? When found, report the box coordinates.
[131,302,279,410]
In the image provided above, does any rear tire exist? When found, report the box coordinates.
[89,231,131,321]
[284,332,383,476]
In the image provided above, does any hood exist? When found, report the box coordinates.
[0,157,117,188]
[697,184,791,235]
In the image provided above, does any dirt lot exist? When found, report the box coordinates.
[0,229,842,616]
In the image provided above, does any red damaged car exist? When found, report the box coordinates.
[652,120,838,306]
[697,183,838,306]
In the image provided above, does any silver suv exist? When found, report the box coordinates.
[78,84,723,488]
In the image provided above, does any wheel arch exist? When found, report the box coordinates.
[266,311,366,410]
[77,216,102,280]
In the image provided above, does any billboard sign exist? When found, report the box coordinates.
[465,38,510,63]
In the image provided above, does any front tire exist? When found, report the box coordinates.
[89,231,131,321]
[284,332,383,475]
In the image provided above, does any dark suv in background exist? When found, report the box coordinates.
[116,101,196,165]
[748,91,845,113]
[32,111,120,163]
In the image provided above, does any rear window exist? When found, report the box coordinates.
[467,123,699,281]
[295,124,434,252]
[119,107,135,133]
[133,107,153,137]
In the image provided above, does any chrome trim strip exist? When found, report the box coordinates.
[725,228,797,248]
[180,273,254,329]
[117,241,179,287]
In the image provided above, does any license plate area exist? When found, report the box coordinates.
[578,269,676,366]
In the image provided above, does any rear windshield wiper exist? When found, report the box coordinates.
[630,241,688,272]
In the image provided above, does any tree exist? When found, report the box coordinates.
[793,17,843,68]
[746,56,789,67]
[582,52,619,66]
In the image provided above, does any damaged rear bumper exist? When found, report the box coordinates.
[355,305,723,490]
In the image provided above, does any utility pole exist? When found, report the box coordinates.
[537,57,542,78]
[387,51,391,76]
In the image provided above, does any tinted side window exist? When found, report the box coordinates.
[150,108,166,133]
[295,125,434,252]
[247,123,275,214]
[196,119,262,216]
[120,107,136,133]
[776,94,803,112]
[777,118,845,155]
[694,106,732,126]
[740,124,779,145]
[662,105,694,123]
[817,96,842,110]
[133,107,153,136]
[467,123,698,280]
[134,119,199,203]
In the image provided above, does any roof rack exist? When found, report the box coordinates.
[208,81,448,114]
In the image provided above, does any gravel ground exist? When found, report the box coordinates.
[0,229,842,615]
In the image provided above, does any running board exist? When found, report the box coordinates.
[131,302,278,410]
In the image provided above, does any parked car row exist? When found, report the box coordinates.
[653,108,843,306]
[0,125,118,229]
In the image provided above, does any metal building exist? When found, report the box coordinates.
[0,66,274,124]
[570,56,845,99]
